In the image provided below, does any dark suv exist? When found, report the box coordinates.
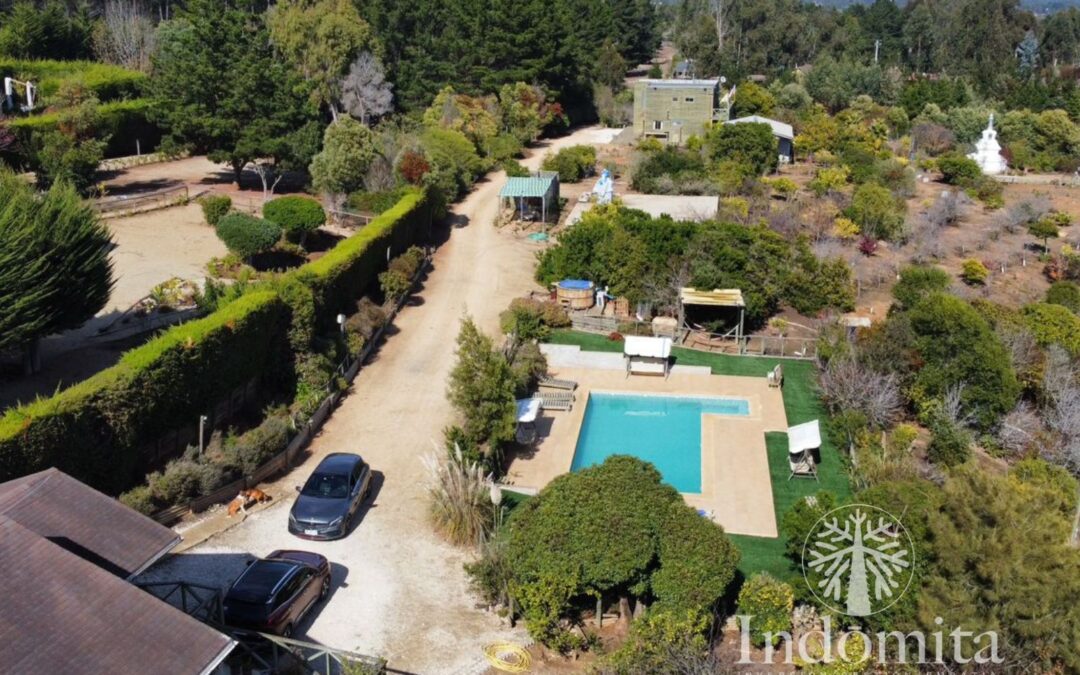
[288,453,372,540]
[222,550,330,637]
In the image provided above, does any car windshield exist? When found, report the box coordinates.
[301,472,349,499]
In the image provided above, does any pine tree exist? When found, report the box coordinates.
[0,171,114,373]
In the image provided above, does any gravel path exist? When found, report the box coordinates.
[145,127,613,674]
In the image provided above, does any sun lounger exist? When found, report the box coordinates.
[532,391,574,411]
[767,364,783,388]
[538,376,577,391]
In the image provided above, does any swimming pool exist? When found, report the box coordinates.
[570,392,750,493]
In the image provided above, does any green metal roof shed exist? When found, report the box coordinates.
[499,171,560,223]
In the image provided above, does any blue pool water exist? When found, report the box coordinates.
[571,392,750,493]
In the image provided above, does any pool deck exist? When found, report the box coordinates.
[505,353,788,537]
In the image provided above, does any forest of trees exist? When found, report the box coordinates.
[671,0,1080,103]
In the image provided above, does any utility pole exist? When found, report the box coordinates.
[874,39,881,64]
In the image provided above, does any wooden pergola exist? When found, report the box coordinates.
[680,287,746,346]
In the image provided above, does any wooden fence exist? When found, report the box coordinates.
[95,184,189,217]
[327,207,375,229]
[569,312,817,361]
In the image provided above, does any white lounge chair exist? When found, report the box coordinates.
[532,391,573,411]
[767,364,784,388]
[538,376,577,391]
[788,420,821,481]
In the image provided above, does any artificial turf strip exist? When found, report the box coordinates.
[546,330,853,581]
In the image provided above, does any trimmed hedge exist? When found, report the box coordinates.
[301,187,431,326]
[0,59,146,103]
[263,195,326,242]
[0,188,432,495]
[0,291,292,494]
[5,98,162,163]
[216,212,282,258]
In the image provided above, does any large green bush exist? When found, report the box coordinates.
[936,152,982,186]
[215,212,282,259]
[706,122,778,176]
[540,145,596,182]
[847,182,906,240]
[198,195,232,227]
[1046,281,1080,313]
[893,265,951,309]
[1022,302,1080,356]
[504,456,738,648]
[736,573,794,647]
[262,195,326,243]
[906,293,1020,429]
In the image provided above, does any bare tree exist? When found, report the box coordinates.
[1042,346,1080,473]
[712,0,728,53]
[93,0,156,72]
[925,189,973,228]
[817,356,904,429]
[340,52,394,125]
[996,326,1039,381]
[643,260,691,328]
[997,401,1043,458]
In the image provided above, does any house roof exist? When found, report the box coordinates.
[0,468,180,579]
[639,78,720,89]
[499,172,559,199]
[681,288,746,308]
[0,516,234,675]
[725,115,795,140]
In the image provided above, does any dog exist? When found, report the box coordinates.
[227,488,273,517]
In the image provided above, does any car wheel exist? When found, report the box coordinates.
[320,575,330,600]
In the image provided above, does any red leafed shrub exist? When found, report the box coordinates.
[398,150,430,185]
[858,236,879,257]
[607,331,624,342]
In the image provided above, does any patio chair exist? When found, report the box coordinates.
[538,376,577,391]
[532,391,574,411]
[788,450,818,480]
[767,364,784,388]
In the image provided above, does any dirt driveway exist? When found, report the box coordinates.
[144,127,615,673]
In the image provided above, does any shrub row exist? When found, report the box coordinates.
[0,188,432,495]
[0,58,147,103]
[5,98,162,163]
[0,291,292,494]
[303,187,431,327]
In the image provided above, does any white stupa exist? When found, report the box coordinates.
[967,114,1007,175]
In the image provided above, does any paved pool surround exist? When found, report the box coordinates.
[505,349,788,537]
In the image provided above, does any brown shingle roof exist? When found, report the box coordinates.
[0,517,234,675]
[0,468,180,578]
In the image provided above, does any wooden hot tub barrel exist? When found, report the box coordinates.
[556,279,595,310]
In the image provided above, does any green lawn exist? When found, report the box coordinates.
[547,330,852,581]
